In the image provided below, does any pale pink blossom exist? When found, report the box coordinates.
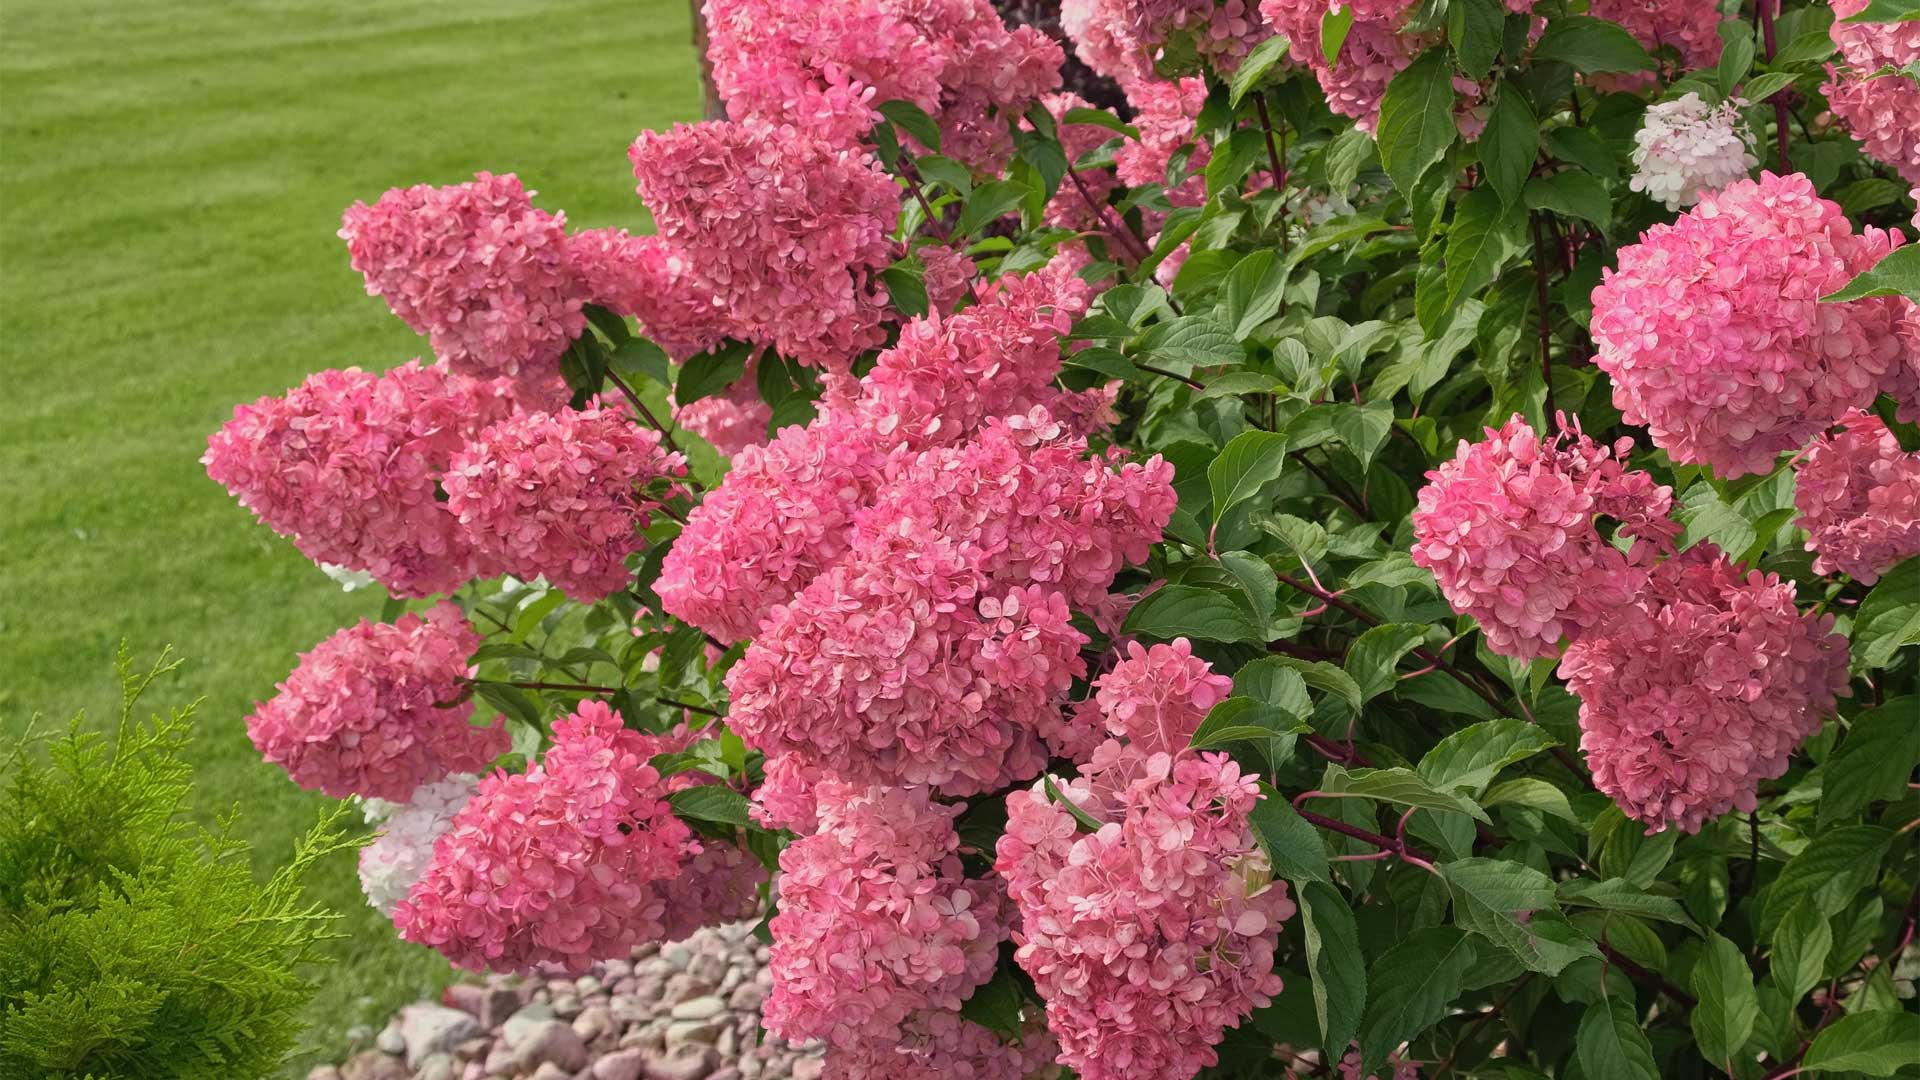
[1793,410,1920,583]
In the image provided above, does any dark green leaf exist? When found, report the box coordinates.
[1480,87,1538,207]
[1323,765,1491,823]
[1444,185,1525,315]
[1045,775,1104,833]
[1822,245,1920,301]
[1770,898,1833,1006]
[1691,932,1758,1068]
[1300,881,1367,1055]
[955,179,1031,237]
[668,785,750,827]
[1418,719,1558,793]
[1533,15,1655,73]
[1800,1011,1920,1074]
[1819,698,1920,827]
[1544,126,1620,181]
[1122,586,1262,643]
[1358,927,1477,1075]
[1137,314,1246,366]
[675,341,751,405]
[1524,172,1611,227]
[1345,623,1428,703]
[1576,998,1660,1080]
[877,99,940,151]
[1252,783,1331,884]
[1063,106,1138,140]
[1448,0,1505,78]
[1851,558,1920,670]
[1217,249,1289,339]
[1209,431,1290,520]
[1376,50,1459,196]
[959,967,1030,1041]
[1759,825,1893,938]
[1444,858,1597,973]
[1718,20,1756,97]
[1231,34,1295,105]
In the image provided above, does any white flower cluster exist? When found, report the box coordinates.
[1630,93,1759,211]
[357,774,480,914]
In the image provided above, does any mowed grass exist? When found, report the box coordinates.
[0,0,699,1067]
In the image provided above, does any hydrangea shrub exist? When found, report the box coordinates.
[210,0,1920,1075]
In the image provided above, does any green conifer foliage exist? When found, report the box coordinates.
[0,647,350,1079]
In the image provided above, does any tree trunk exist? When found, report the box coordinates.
[688,0,727,120]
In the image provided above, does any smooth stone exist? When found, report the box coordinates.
[575,975,605,997]
[790,1059,823,1080]
[591,1048,646,1080]
[573,1005,612,1043]
[377,1021,406,1056]
[342,1050,409,1080]
[308,1068,345,1080]
[726,984,765,1013]
[530,1064,571,1080]
[670,996,726,1022]
[513,1020,589,1073]
[640,1044,718,1080]
[502,1002,558,1049]
[665,1019,723,1047]
[662,945,693,971]
[399,1004,480,1068]
[414,1052,456,1080]
[551,994,584,1020]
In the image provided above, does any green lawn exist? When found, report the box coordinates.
[0,0,699,1068]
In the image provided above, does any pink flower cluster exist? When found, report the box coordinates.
[203,360,513,597]
[340,173,582,403]
[1591,171,1907,477]
[996,640,1293,1080]
[393,701,695,973]
[1793,411,1920,584]
[1824,0,1920,184]
[1411,415,1679,660]
[1261,0,1421,132]
[763,782,1007,1047]
[1587,0,1721,90]
[245,603,505,801]
[444,403,685,602]
[657,258,1108,643]
[629,118,898,369]
[674,353,773,459]
[701,0,1062,170]
[567,227,729,361]
[1115,77,1212,208]
[1060,0,1272,80]
[825,1009,1059,1080]
[1559,547,1850,834]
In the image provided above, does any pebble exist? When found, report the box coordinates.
[591,1048,646,1080]
[512,1019,589,1073]
[415,1052,456,1080]
[642,1044,719,1080]
[671,996,727,1022]
[399,1004,480,1067]
[375,1021,405,1057]
[501,1002,557,1049]
[573,1005,612,1043]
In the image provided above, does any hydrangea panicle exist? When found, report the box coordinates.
[357,774,481,915]
[1411,415,1680,660]
[1793,410,1920,584]
[1559,546,1850,834]
[1629,93,1759,210]
[1824,0,1920,184]
[392,701,695,972]
[826,1009,1059,1080]
[203,360,513,597]
[1591,171,1907,477]
[443,402,686,602]
[246,603,504,801]
[629,117,898,368]
[763,782,1008,1047]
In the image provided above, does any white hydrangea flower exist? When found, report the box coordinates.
[319,562,377,592]
[357,774,480,915]
[1630,93,1759,211]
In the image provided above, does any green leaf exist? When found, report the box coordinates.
[1852,558,1920,670]
[1345,623,1428,703]
[1770,898,1833,1006]
[1137,314,1246,367]
[473,682,542,729]
[1480,86,1537,207]
[1376,50,1459,196]
[1062,106,1137,140]
[1252,782,1332,884]
[1218,249,1289,340]
[1691,932,1758,1069]
[1322,3,1356,65]
[1822,244,1920,301]
[1444,185,1525,315]
[1265,656,1365,717]
[1191,697,1306,750]
[1800,1011,1920,1074]
[1044,775,1104,833]
[1482,777,1577,821]
[1325,127,1378,193]
[1323,765,1491,823]
[1557,878,1699,930]
[1740,70,1800,104]
[1448,0,1505,78]
[1418,719,1559,793]
[1717,20,1756,97]
[1759,825,1894,938]
[667,785,750,827]
[1122,585,1261,643]
[1358,927,1477,1075]
[959,967,1030,1041]
[1533,15,1655,73]
[1300,881,1368,1055]
[1329,400,1395,470]
[1231,34,1294,105]
[1209,430,1290,520]
[610,337,672,389]
[674,341,751,405]
[1443,858,1598,974]
[1576,998,1659,1080]
[1839,0,1920,21]
[1819,698,1920,827]
[955,179,1031,237]
[1524,172,1611,228]
[876,99,940,151]
[881,260,929,318]
[1544,126,1620,181]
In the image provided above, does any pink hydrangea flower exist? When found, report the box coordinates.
[1587,0,1722,90]
[1115,77,1211,208]
[702,0,1061,170]
[1793,410,1920,584]
[1261,0,1422,132]
[750,752,831,833]
[246,603,504,801]
[203,360,513,597]
[629,117,899,369]
[340,173,584,399]
[393,701,695,972]
[1062,0,1272,80]
[358,774,482,915]
[726,411,1174,796]
[1559,546,1850,834]
[658,258,1102,643]
[1888,301,1920,422]
[638,723,770,941]
[1823,68,1920,186]
[1591,171,1908,477]
[1337,1047,1423,1079]
[919,242,981,314]
[567,228,729,361]
[763,782,1008,1047]
[996,641,1294,1080]
[825,1009,1059,1080]
[1411,415,1680,660]
[443,402,686,602]
[1037,94,1127,238]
